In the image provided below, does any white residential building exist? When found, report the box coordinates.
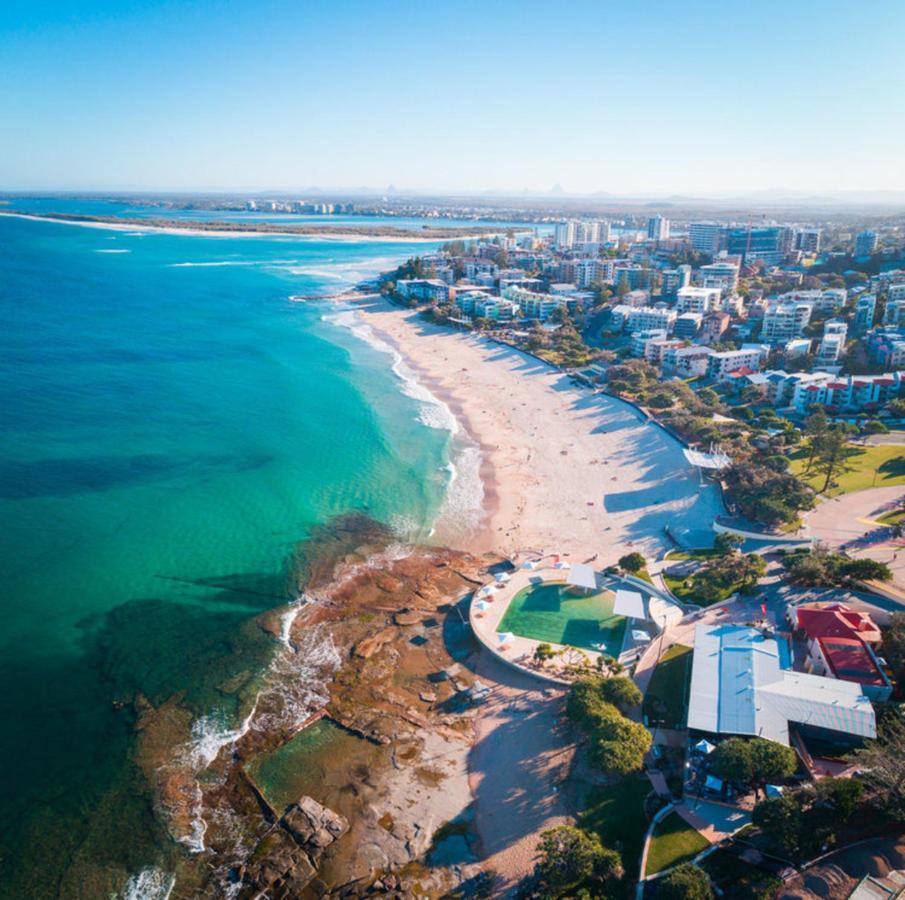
[676,286,722,315]
[698,261,739,293]
[625,306,677,334]
[632,328,668,357]
[761,300,814,343]
[816,319,848,365]
[707,344,769,381]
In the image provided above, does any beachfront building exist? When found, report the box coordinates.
[687,624,876,747]
[700,311,731,343]
[396,278,454,303]
[632,328,668,357]
[644,338,684,366]
[790,604,891,702]
[676,286,722,315]
[727,226,794,265]
[707,344,769,381]
[662,345,713,377]
[455,290,519,322]
[501,285,578,321]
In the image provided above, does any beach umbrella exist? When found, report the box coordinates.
[495,572,511,583]
[555,561,571,570]
[694,739,716,755]
[765,784,784,797]
[522,560,538,570]
[474,599,490,612]
[631,630,652,643]
[478,585,492,597]
[496,632,515,645]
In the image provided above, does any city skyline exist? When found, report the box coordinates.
[2,0,904,195]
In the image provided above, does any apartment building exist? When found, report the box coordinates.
[676,286,721,315]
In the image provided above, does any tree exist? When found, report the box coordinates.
[881,612,905,683]
[814,776,863,819]
[752,796,804,858]
[591,719,652,775]
[711,737,754,784]
[748,737,797,783]
[534,642,556,664]
[852,710,905,820]
[802,408,830,474]
[714,532,744,556]
[598,675,642,712]
[618,552,646,574]
[812,425,854,493]
[656,863,713,900]
[535,825,623,897]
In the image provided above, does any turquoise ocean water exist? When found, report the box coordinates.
[0,212,464,896]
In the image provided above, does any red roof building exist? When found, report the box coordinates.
[794,604,890,700]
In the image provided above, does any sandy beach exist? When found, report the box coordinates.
[356,295,724,566]
[0,211,492,243]
[351,296,725,889]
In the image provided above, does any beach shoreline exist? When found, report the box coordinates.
[353,294,724,567]
[0,210,497,243]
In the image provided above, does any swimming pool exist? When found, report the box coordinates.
[497,581,626,656]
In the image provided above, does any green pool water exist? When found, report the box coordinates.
[497,582,626,655]
[247,718,383,815]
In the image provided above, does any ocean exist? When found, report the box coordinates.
[0,211,477,896]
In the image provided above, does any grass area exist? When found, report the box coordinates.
[645,812,709,876]
[662,572,738,606]
[877,507,905,526]
[664,549,719,562]
[642,644,692,729]
[578,775,651,882]
[498,581,626,655]
[701,848,782,899]
[789,443,905,496]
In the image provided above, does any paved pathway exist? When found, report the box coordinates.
[805,485,905,587]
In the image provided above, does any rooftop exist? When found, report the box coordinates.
[687,624,876,745]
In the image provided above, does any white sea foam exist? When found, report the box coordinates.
[95,248,131,253]
[321,304,485,537]
[121,867,175,900]
[323,306,459,435]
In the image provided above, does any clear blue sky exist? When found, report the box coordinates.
[2,0,903,195]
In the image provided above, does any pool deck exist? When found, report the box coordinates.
[469,557,682,685]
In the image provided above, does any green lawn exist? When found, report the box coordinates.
[701,848,782,899]
[645,812,709,876]
[497,581,626,655]
[789,444,905,496]
[877,507,905,526]
[578,775,651,882]
[642,644,692,729]
[662,571,738,606]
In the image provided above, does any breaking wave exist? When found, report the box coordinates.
[121,867,175,900]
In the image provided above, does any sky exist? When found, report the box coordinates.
[1,0,904,197]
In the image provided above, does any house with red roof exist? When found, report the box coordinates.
[791,604,891,700]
